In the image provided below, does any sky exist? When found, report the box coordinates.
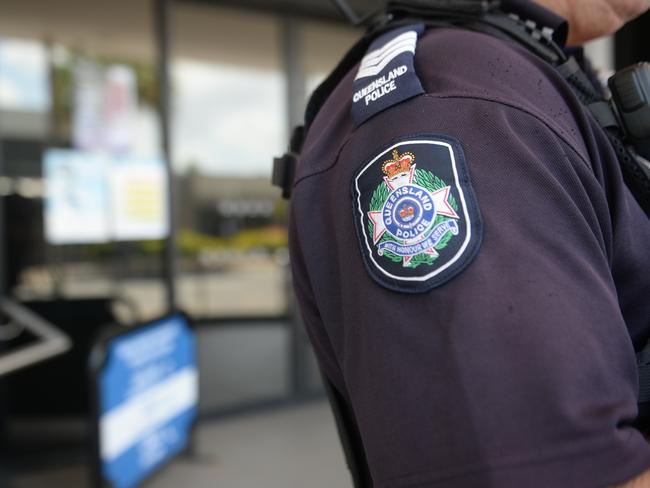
[0,36,313,178]
[171,60,287,177]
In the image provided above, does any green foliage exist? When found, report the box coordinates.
[51,64,74,136]
[93,55,159,107]
[177,227,288,256]
[432,226,454,251]
[407,252,436,267]
[378,239,403,263]
[51,52,159,140]
[369,181,389,212]
[138,240,164,254]
[413,169,459,211]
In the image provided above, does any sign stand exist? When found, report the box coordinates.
[89,312,199,488]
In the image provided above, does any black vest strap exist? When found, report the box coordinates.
[305,36,375,132]
[556,57,650,215]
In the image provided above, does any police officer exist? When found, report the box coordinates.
[287,0,650,486]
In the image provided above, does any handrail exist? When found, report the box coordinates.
[0,298,71,377]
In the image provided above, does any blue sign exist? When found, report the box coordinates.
[97,314,198,488]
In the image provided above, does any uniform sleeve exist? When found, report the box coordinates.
[289,94,650,488]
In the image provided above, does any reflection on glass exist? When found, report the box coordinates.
[173,61,284,177]
[301,20,360,101]
[172,61,288,315]
[0,38,51,112]
[0,34,167,321]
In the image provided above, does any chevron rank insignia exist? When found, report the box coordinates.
[351,24,425,126]
[352,135,483,293]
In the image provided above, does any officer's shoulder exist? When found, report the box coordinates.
[415,27,553,94]
[295,26,589,188]
[415,27,582,142]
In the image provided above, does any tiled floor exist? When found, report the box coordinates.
[10,401,353,488]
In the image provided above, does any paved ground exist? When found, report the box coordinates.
[10,402,353,488]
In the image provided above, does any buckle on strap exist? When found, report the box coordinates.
[272,152,297,200]
[272,125,305,200]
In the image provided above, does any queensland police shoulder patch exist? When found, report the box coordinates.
[352,135,482,293]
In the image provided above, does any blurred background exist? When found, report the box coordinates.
[0,0,647,487]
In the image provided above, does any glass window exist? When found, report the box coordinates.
[0,0,167,322]
[0,38,50,113]
[172,4,288,318]
[301,20,361,97]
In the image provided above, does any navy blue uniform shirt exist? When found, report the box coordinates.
[289,9,650,487]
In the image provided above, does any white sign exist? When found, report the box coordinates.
[43,149,168,244]
[110,156,169,241]
[44,149,111,244]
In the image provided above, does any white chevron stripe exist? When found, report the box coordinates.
[355,44,416,79]
[360,31,417,66]
[359,38,416,70]
[355,31,417,80]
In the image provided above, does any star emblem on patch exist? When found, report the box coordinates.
[352,136,483,293]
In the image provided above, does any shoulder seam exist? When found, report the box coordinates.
[292,92,593,190]
[293,133,357,188]
[422,93,592,171]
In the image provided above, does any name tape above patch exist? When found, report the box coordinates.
[352,135,483,293]
[352,25,425,126]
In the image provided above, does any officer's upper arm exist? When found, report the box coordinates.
[289,94,650,487]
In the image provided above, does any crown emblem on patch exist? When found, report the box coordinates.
[382,150,414,180]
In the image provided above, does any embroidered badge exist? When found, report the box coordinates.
[352,135,482,293]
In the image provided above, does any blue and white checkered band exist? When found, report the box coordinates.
[383,184,436,241]
[352,135,484,293]
[351,24,425,126]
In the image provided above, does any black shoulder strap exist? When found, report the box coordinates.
[305,34,376,136]
[557,57,650,216]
